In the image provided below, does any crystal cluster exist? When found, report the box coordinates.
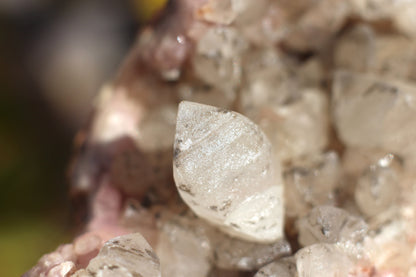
[25,0,416,276]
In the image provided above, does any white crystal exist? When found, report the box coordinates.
[86,233,161,277]
[355,160,400,217]
[282,0,351,51]
[332,70,416,159]
[156,213,212,277]
[198,0,269,26]
[295,244,354,277]
[193,27,248,92]
[254,257,296,277]
[208,229,291,270]
[334,26,416,82]
[173,101,284,242]
[262,89,329,162]
[284,152,340,217]
[177,82,236,109]
[240,48,298,118]
[137,104,177,151]
[297,206,368,247]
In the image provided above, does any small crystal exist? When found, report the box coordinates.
[177,82,236,109]
[261,89,329,162]
[240,48,298,117]
[86,233,161,277]
[254,257,296,277]
[284,152,340,217]
[297,206,368,247]
[335,26,416,82]
[198,0,268,26]
[173,101,284,242]
[208,230,291,270]
[137,104,177,152]
[193,27,248,92]
[355,160,400,217]
[282,0,351,51]
[334,24,375,73]
[156,213,212,277]
[295,244,354,277]
[333,70,416,158]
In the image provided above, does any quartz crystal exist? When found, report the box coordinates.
[334,26,416,82]
[240,48,298,118]
[254,257,296,277]
[284,152,340,217]
[83,233,160,277]
[198,0,269,26]
[177,82,236,109]
[173,101,284,242]
[259,89,329,162]
[297,206,368,247]
[208,229,291,270]
[156,213,212,277]
[333,70,416,159]
[355,155,400,217]
[295,244,354,277]
[193,26,248,92]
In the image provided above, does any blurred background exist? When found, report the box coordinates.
[0,0,165,275]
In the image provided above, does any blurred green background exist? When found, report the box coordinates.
[0,0,165,276]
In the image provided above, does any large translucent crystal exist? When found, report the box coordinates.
[173,101,284,242]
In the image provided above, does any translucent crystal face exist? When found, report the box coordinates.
[333,71,416,158]
[86,233,161,277]
[295,244,354,277]
[297,206,368,247]
[173,101,284,242]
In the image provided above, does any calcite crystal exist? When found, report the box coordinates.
[333,70,416,159]
[173,101,284,242]
[25,0,416,276]
[254,257,296,277]
[295,244,354,277]
[297,206,368,247]
[73,233,160,277]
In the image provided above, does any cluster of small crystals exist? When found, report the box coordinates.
[25,0,416,276]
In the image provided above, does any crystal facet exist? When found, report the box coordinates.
[173,101,284,242]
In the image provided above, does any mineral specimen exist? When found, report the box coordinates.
[24,0,416,276]
[173,101,284,242]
